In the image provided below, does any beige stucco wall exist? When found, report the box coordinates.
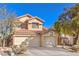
[18,16,30,23]
[14,16,31,30]
[28,23,32,30]
[29,18,43,24]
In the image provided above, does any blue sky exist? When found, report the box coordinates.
[0,3,76,28]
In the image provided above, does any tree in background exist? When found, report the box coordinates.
[54,4,79,45]
[0,6,17,47]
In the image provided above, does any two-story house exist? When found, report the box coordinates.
[7,14,57,48]
[10,14,46,47]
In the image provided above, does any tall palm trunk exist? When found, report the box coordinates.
[57,34,62,45]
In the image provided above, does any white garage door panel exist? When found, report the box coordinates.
[13,36,40,47]
[14,37,28,45]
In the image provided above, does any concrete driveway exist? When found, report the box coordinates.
[25,47,79,56]
[1,47,79,56]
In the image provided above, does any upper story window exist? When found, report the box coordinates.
[32,22,39,29]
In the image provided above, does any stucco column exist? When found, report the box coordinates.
[55,33,58,46]
[40,34,44,47]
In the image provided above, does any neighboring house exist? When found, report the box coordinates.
[6,14,57,47]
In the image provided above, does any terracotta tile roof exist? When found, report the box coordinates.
[16,14,44,23]
[34,16,45,23]
[41,28,56,34]
[34,30,43,34]
[17,14,33,19]
[14,29,36,35]
[43,27,48,31]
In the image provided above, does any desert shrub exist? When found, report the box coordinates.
[11,45,21,54]
[11,43,27,55]
[19,41,27,53]
[19,44,27,54]
[67,45,79,52]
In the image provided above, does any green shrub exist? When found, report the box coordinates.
[11,44,27,55]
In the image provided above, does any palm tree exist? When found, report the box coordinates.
[54,20,63,45]
[71,15,79,45]
[54,4,79,45]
